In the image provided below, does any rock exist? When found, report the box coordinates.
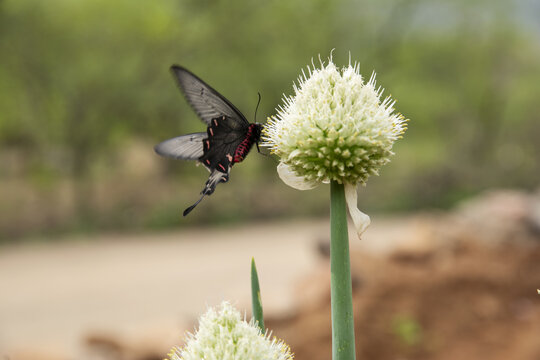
[453,189,540,245]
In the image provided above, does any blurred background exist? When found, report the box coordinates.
[1,0,540,359]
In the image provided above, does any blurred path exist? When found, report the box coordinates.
[0,217,416,358]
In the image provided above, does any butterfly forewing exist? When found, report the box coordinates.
[154,132,206,160]
[171,65,249,127]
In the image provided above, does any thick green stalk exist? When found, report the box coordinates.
[251,257,265,333]
[330,181,356,360]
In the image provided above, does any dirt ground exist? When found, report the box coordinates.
[270,242,540,360]
[268,190,540,360]
[2,189,540,360]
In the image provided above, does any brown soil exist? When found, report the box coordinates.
[269,242,540,360]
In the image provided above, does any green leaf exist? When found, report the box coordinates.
[251,257,265,333]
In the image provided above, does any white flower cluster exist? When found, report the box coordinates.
[263,56,407,236]
[263,58,406,187]
[168,302,293,360]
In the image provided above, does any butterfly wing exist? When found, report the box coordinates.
[183,168,229,216]
[199,116,248,171]
[154,132,206,160]
[160,65,254,216]
[183,116,249,216]
[171,65,249,127]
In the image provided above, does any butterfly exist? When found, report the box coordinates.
[154,65,263,216]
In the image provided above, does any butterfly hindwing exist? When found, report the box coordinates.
[199,116,247,172]
[203,168,230,196]
[170,65,249,127]
[183,168,230,216]
[182,116,246,216]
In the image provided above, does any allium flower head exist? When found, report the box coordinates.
[263,55,407,236]
[168,302,293,360]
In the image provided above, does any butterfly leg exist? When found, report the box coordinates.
[255,141,271,157]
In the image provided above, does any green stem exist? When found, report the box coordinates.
[251,257,265,333]
[330,181,356,360]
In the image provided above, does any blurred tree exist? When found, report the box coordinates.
[0,0,539,238]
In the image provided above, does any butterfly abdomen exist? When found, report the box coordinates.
[233,124,261,163]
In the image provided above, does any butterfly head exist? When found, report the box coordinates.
[253,123,263,142]
[251,123,264,154]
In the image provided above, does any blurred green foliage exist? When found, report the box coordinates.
[392,314,422,346]
[0,0,539,240]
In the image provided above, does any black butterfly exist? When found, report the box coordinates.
[154,65,263,216]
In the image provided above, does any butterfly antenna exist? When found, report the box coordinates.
[254,92,262,123]
[183,194,205,216]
